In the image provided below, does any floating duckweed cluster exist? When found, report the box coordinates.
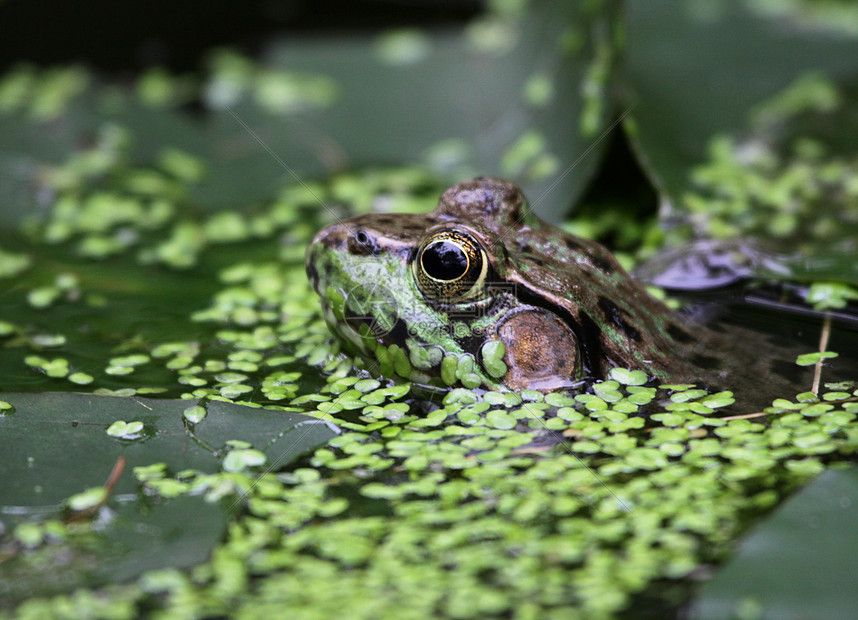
[20,121,441,274]
[500,130,561,182]
[0,248,31,279]
[9,370,858,619]
[105,420,144,439]
[0,64,89,120]
[203,49,338,113]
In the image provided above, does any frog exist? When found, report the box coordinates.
[305,176,783,396]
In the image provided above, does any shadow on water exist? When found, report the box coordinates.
[678,285,858,413]
[617,293,858,619]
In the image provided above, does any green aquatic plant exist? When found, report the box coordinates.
[2,2,858,617]
[3,135,856,616]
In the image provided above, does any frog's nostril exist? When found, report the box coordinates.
[348,229,380,255]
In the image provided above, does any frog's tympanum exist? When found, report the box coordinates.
[306,177,741,393]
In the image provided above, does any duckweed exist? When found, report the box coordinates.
[183,404,207,424]
[609,367,648,386]
[480,340,508,379]
[3,88,858,620]
[26,286,62,309]
[222,449,267,473]
[66,487,108,512]
[796,351,839,366]
[106,420,144,438]
[0,248,31,278]
[24,355,70,378]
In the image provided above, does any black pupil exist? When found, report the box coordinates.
[422,241,468,281]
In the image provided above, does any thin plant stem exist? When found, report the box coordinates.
[811,312,832,396]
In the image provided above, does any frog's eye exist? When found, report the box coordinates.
[413,229,488,301]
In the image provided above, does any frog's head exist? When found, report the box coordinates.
[306,177,701,392]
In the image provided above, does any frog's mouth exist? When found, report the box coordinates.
[316,290,410,360]
[341,306,409,349]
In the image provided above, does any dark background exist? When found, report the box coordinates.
[0,0,481,75]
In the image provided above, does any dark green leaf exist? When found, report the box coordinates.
[0,392,337,603]
[690,467,858,620]
[625,0,858,206]
[0,392,338,505]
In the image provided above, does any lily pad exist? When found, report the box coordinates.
[0,392,338,506]
[625,0,858,207]
[690,467,858,619]
[0,392,337,604]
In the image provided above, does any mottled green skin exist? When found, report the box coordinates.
[306,177,722,392]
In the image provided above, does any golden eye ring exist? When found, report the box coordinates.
[412,229,488,302]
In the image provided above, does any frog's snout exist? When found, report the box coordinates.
[306,223,345,295]
[310,222,349,253]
